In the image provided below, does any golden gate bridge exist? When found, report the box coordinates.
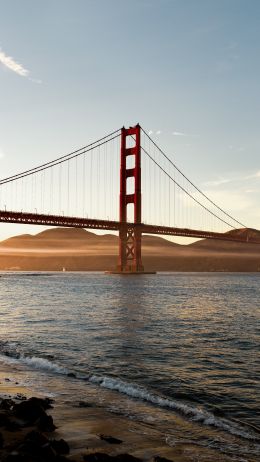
[0,124,258,273]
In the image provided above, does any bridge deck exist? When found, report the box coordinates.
[0,210,258,244]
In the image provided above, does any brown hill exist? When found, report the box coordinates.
[0,228,115,249]
[0,228,180,250]
[191,228,260,253]
[0,227,260,272]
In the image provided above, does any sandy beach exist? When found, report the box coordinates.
[0,361,254,462]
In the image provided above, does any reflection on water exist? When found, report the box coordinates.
[0,272,259,460]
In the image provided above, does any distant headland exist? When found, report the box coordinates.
[0,227,260,272]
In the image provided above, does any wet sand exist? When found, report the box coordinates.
[0,363,245,462]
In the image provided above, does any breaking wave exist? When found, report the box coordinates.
[0,344,68,374]
[1,343,259,444]
[89,375,260,442]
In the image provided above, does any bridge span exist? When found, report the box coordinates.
[0,210,259,245]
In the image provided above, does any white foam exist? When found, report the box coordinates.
[0,348,258,442]
[21,356,68,374]
[89,375,258,441]
[0,352,67,374]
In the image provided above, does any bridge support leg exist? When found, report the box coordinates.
[117,124,144,273]
[118,225,143,272]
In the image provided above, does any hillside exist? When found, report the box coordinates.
[0,227,260,272]
[190,228,260,252]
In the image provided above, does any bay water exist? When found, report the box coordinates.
[0,272,259,460]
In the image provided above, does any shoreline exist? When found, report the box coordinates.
[0,362,244,462]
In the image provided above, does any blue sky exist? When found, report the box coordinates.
[0,0,260,240]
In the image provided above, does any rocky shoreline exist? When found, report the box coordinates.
[1,362,254,462]
[0,394,172,462]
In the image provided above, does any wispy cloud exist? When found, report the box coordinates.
[0,46,41,83]
[172,130,198,138]
[241,170,260,181]
[228,144,245,152]
[248,170,260,179]
[205,170,260,187]
[172,131,187,137]
[148,130,161,135]
[0,47,29,77]
[204,178,232,187]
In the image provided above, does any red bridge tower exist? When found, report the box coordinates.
[118,124,144,273]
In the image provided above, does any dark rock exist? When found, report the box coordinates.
[83,454,112,462]
[0,398,14,410]
[67,372,76,378]
[5,420,21,432]
[38,442,57,459]
[4,378,11,382]
[153,457,173,462]
[18,440,39,455]
[13,399,46,424]
[14,394,26,401]
[36,413,56,432]
[213,408,225,417]
[13,397,54,427]
[99,434,123,444]
[115,455,142,462]
[44,397,55,408]
[25,430,49,445]
[0,411,10,427]
[28,397,53,410]
[78,401,92,408]
[18,439,56,460]
[83,454,142,462]
[50,438,70,454]
[2,455,29,462]
[55,457,72,462]
[20,431,70,460]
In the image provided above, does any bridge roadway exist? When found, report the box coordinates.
[0,210,259,244]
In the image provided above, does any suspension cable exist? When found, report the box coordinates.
[0,128,121,185]
[0,132,121,185]
[141,127,245,228]
[140,143,237,230]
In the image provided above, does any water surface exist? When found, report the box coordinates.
[0,272,259,460]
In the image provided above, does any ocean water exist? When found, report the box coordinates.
[0,272,259,460]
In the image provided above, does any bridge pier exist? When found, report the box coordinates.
[108,124,154,274]
[117,225,144,273]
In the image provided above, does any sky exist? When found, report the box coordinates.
[0,0,260,241]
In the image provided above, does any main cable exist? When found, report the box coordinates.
[0,133,121,186]
[140,143,237,230]
[0,128,121,185]
[141,127,246,228]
